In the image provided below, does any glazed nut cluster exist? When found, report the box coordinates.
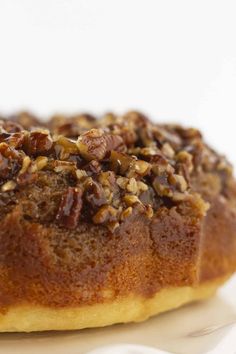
[0,112,232,231]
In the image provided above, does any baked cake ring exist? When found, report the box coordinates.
[0,111,235,332]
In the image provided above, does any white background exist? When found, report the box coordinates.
[0,0,235,167]
[0,2,236,353]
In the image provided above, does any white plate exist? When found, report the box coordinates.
[0,275,235,354]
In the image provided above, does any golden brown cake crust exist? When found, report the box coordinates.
[0,277,228,332]
[0,111,235,322]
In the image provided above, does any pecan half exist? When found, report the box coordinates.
[24,131,53,156]
[56,187,83,229]
[76,129,125,161]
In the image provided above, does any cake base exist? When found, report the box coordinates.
[0,276,228,332]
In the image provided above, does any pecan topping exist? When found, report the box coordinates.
[56,187,83,229]
[0,111,230,232]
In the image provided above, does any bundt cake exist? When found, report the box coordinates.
[0,111,235,332]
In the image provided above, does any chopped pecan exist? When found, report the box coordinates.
[1,120,24,133]
[24,130,53,156]
[123,194,141,206]
[76,129,125,161]
[161,143,175,159]
[16,156,38,186]
[151,154,174,175]
[176,127,202,141]
[76,169,88,180]
[169,174,188,192]
[34,156,48,171]
[10,111,40,129]
[110,151,150,178]
[84,180,107,208]
[126,177,138,194]
[110,151,133,175]
[0,142,22,181]
[124,111,149,127]
[51,160,76,173]
[99,171,116,187]
[120,206,133,220]
[83,160,102,175]
[120,127,137,146]
[17,156,47,185]
[1,180,17,192]
[104,133,126,154]
[92,205,117,224]
[53,136,78,159]
[144,204,154,218]
[17,170,38,186]
[56,187,83,229]
[5,132,26,149]
[139,124,155,147]
[55,122,81,137]
[153,126,182,148]
[132,160,151,177]
[152,174,174,197]
[116,176,128,189]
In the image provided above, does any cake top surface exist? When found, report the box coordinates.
[0,111,232,231]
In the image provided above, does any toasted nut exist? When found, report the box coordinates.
[145,205,154,218]
[55,136,78,155]
[104,187,113,203]
[134,160,151,176]
[99,171,115,187]
[107,221,120,232]
[123,194,141,206]
[35,156,48,171]
[110,151,133,175]
[137,181,148,192]
[24,130,53,155]
[92,205,117,224]
[140,147,158,156]
[1,180,16,192]
[152,175,174,197]
[162,143,175,159]
[126,177,138,194]
[120,206,133,220]
[172,174,188,192]
[76,129,105,161]
[5,132,26,149]
[172,192,189,202]
[176,150,193,173]
[18,156,31,175]
[116,176,128,189]
[53,160,76,173]
[76,169,88,179]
